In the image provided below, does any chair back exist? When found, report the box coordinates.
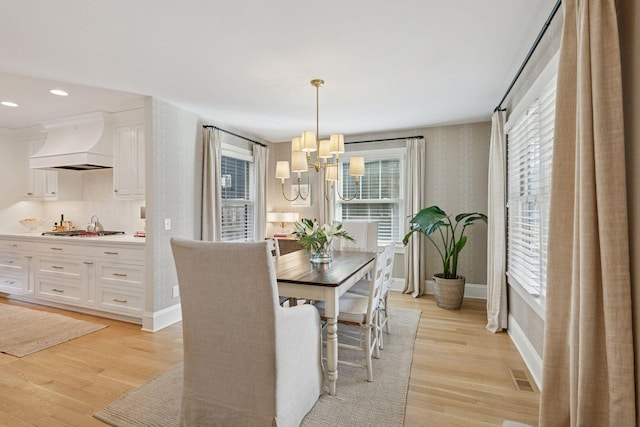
[170,238,279,419]
[266,237,281,258]
[381,244,396,297]
[366,249,387,323]
[334,220,378,252]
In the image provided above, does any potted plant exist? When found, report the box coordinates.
[402,206,487,309]
[292,218,354,264]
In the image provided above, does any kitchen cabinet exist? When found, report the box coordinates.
[23,138,58,200]
[0,239,34,295]
[85,244,145,317]
[0,235,145,322]
[34,241,84,306]
[113,124,145,199]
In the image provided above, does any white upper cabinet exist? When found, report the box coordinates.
[113,124,145,199]
[23,138,58,200]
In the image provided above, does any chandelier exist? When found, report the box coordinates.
[275,79,364,202]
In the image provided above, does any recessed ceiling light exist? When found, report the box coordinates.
[1,101,18,107]
[49,89,69,96]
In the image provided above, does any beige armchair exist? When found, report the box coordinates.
[170,238,323,426]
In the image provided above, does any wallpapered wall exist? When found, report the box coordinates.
[147,98,202,313]
[267,121,490,285]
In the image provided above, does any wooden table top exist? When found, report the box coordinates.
[275,250,376,287]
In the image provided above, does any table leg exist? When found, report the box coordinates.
[326,316,338,395]
[324,288,339,395]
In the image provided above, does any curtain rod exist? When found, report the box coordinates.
[345,136,424,145]
[494,0,562,112]
[203,125,267,147]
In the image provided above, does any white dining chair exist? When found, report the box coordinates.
[170,238,323,426]
[347,244,395,349]
[266,238,290,306]
[314,249,386,382]
[332,220,378,252]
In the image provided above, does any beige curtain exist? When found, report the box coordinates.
[403,138,428,297]
[539,0,636,425]
[253,144,268,241]
[486,110,507,333]
[201,128,222,241]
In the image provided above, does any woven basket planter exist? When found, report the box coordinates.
[432,275,465,310]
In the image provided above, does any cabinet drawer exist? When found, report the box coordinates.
[97,263,143,288]
[84,245,144,262]
[96,287,143,316]
[35,242,82,256]
[0,240,34,252]
[37,279,81,304]
[0,253,29,272]
[36,257,82,279]
[0,275,25,293]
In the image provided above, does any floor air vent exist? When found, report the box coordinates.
[508,368,535,392]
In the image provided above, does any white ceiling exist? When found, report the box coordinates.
[0,0,557,142]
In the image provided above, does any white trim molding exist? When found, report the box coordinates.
[142,303,182,332]
[507,313,543,389]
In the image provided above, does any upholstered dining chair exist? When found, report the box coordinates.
[347,245,395,349]
[314,248,386,382]
[170,238,323,426]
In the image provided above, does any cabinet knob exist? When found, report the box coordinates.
[112,273,128,277]
[112,298,128,303]
[51,288,64,293]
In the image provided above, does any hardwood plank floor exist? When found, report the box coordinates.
[0,293,539,426]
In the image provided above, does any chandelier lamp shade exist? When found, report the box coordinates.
[275,79,365,202]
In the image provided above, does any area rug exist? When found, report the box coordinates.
[0,303,107,357]
[94,307,421,427]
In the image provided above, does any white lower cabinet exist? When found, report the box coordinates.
[34,255,83,305]
[90,249,144,317]
[0,239,34,295]
[0,236,145,321]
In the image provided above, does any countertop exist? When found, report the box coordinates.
[0,232,146,245]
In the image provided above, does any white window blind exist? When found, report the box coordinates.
[220,154,254,242]
[337,156,402,244]
[506,76,556,297]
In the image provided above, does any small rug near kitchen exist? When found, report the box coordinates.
[0,303,107,357]
[94,307,421,427]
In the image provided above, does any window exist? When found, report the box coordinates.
[336,150,403,245]
[220,146,254,242]
[506,76,556,298]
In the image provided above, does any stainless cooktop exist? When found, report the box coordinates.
[41,230,125,237]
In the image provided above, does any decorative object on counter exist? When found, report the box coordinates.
[267,211,299,237]
[87,215,104,233]
[292,218,354,264]
[403,205,487,310]
[18,218,49,232]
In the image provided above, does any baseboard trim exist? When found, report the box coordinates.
[507,313,543,389]
[5,294,143,324]
[142,303,182,332]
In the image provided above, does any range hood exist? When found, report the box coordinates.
[30,111,114,170]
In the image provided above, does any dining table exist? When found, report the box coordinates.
[275,249,376,395]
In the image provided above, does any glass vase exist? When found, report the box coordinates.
[310,243,332,264]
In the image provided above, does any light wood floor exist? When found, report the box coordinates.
[0,293,539,426]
